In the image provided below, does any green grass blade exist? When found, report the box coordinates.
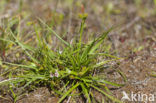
[98,82,112,95]
[78,18,86,50]
[116,69,127,82]
[38,18,70,47]
[90,84,122,103]
[3,62,37,70]
[89,27,113,54]
[96,79,125,87]
[94,59,117,68]
[81,28,113,62]
[80,40,96,61]
[9,29,38,63]
[0,38,16,44]
[0,78,22,85]
[58,82,80,103]
[78,67,90,76]
[80,83,91,103]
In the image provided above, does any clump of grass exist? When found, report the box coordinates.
[0,17,20,58]
[0,15,125,103]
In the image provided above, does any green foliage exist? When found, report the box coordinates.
[0,17,125,103]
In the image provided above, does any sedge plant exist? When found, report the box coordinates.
[0,14,125,103]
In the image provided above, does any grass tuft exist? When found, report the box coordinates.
[0,16,125,103]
